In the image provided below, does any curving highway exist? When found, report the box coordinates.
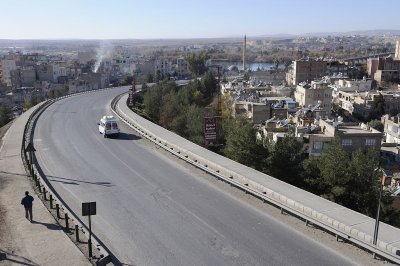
[33,87,357,265]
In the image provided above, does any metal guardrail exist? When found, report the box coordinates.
[111,92,400,265]
[20,87,125,266]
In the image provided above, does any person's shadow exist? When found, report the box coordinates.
[31,221,63,230]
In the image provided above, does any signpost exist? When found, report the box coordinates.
[26,142,36,163]
[82,202,96,257]
[128,76,136,108]
[204,117,219,146]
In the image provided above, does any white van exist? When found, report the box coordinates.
[98,116,120,138]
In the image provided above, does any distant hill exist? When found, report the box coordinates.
[303,29,400,37]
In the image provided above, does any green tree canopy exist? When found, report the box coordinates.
[0,103,12,127]
[223,117,268,171]
[371,93,385,119]
[266,133,305,186]
[369,119,384,132]
[186,51,209,77]
[200,71,218,100]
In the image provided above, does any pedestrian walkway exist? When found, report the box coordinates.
[0,107,90,266]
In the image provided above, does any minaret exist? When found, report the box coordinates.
[395,40,400,60]
[243,34,246,72]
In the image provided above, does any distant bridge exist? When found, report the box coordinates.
[339,52,394,66]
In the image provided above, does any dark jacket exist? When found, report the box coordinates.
[21,195,34,208]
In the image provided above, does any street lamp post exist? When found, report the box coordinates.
[373,180,383,246]
[373,170,392,258]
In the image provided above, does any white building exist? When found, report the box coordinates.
[294,80,332,113]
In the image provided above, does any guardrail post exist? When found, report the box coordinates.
[43,187,47,200]
[75,225,80,242]
[281,208,284,214]
[56,204,60,219]
[65,213,69,231]
[38,181,42,193]
[50,194,53,209]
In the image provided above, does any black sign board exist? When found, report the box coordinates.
[204,117,218,146]
[82,202,96,216]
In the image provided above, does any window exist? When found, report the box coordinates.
[365,138,376,146]
[313,142,323,150]
[342,139,352,146]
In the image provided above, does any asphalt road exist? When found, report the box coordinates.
[33,87,357,266]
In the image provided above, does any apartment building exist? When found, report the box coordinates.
[286,59,327,86]
[155,59,172,78]
[367,54,400,85]
[10,67,36,87]
[382,114,400,144]
[308,119,382,156]
[36,63,67,83]
[338,91,400,119]
[176,57,189,77]
[294,80,332,113]
[0,59,17,86]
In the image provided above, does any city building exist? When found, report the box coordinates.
[286,59,327,86]
[382,114,400,144]
[155,59,172,78]
[175,57,189,77]
[307,119,382,156]
[294,80,332,113]
[367,55,400,85]
[10,67,36,87]
[0,59,17,87]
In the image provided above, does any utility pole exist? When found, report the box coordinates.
[243,34,246,72]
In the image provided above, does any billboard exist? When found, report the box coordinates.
[204,117,219,146]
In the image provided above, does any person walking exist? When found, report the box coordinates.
[21,191,34,222]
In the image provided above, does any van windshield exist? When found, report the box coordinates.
[112,122,118,129]
[106,123,111,130]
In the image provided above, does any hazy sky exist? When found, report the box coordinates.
[1,0,399,39]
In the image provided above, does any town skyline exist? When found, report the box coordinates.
[1,0,400,39]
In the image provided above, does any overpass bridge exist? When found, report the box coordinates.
[18,86,400,265]
[339,52,394,66]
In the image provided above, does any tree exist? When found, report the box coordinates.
[243,72,250,81]
[155,70,162,82]
[317,138,350,202]
[159,90,178,129]
[273,58,280,73]
[284,60,292,73]
[200,71,218,100]
[0,103,12,127]
[143,81,176,122]
[146,73,154,83]
[266,133,305,186]
[124,75,133,86]
[371,93,385,119]
[186,51,209,77]
[369,119,384,132]
[223,117,268,171]
[302,156,322,193]
[185,105,206,145]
